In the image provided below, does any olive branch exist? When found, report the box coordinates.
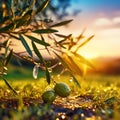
[0,0,94,94]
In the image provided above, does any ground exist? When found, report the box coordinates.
[0,73,120,120]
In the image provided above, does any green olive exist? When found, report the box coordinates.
[54,82,71,97]
[42,90,56,103]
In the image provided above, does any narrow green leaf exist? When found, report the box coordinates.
[57,34,72,44]
[55,34,67,38]
[26,35,50,46]
[16,15,31,28]
[70,74,81,88]
[58,39,68,44]
[9,34,20,40]
[50,19,73,28]
[67,55,83,76]
[0,76,17,95]
[41,35,51,55]
[0,23,13,33]
[5,49,13,66]
[29,0,35,9]
[33,29,58,34]
[23,9,33,17]
[31,41,43,63]
[41,35,45,42]
[2,40,9,46]
[19,34,33,57]
[45,67,51,84]
[35,0,49,15]
[53,52,80,87]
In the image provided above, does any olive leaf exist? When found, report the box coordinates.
[50,19,73,28]
[0,23,14,33]
[31,41,43,63]
[53,51,80,88]
[15,14,31,28]
[34,0,50,15]
[33,29,58,34]
[19,34,33,57]
[26,35,50,46]
[63,54,83,76]
[55,33,67,38]
[45,67,51,84]
[71,52,95,69]
[57,34,72,44]
[0,76,17,95]
[5,49,13,66]
[74,35,94,52]
[40,35,51,55]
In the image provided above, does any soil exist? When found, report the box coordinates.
[0,95,114,120]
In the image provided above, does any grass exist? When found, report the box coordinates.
[0,66,120,119]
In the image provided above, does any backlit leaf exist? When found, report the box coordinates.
[33,29,58,34]
[35,0,49,15]
[41,35,51,55]
[26,35,50,46]
[0,23,13,33]
[16,14,31,28]
[54,52,80,87]
[76,28,85,40]
[45,67,50,84]
[55,34,67,38]
[65,54,83,76]
[72,52,95,69]
[5,49,13,66]
[31,41,43,63]
[2,40,9,46]
[29,0,35,9]
[19,34,33,57]
[21,8,33,17]
[50,19,73,28]
[0,76,17,95]
[57,34,72,44]
[75,35,94,52]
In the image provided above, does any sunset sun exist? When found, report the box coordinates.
[83,53,99,59]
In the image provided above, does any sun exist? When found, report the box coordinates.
[83,53,98,59]
[78,51,99,60]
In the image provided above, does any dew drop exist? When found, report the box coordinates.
[33,64,39,79]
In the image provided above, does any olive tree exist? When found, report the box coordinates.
[0,0,93,94]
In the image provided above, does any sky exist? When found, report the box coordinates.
[60,0,120,58]
[9,1,120,59]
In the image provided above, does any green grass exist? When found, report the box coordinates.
[0,66,120,119]
[4,64,45,80]
[1,69,120,102]
[1,73,120,105]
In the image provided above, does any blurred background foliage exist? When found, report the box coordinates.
[0,0,80,23]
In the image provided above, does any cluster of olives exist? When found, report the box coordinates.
[42,82,71,103]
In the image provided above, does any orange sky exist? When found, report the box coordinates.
[58,17,120,58]
[10,1,120,59]
[57,1,120,59]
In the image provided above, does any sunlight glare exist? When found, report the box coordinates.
[81,52,99,59]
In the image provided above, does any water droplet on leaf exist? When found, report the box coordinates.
[33,64,39,79]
